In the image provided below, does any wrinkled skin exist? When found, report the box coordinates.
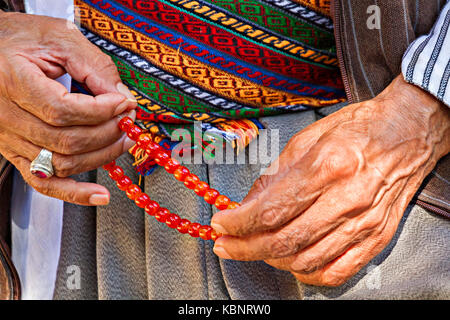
[211,76,450,287]
[0,11,137,206]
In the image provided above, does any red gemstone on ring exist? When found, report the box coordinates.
[31,170,48,179]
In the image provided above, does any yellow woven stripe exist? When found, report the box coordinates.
[291,0,332,17]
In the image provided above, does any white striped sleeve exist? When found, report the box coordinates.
[402,1,450,107]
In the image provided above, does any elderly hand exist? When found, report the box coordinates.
[211,76,450,286]
[0,10,137,205]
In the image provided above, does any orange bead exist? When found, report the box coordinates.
[102,161,116,171]
[144,200,160,216]
[136,135,152,149]
[227,201,240,209]
[118,117,133,132]
[154,151,170,166]
[184,174,199,189]
[108,166,124,181]
[164,158,180,174]
[210,229,222,241]
[199,225,213,240]
[188,223,201,237]
[214,195,230,210]
[194,181,209,197]
[135,193,150,208]
[155,208,170,223]
[165,213,181,229]
[176,219,191,234]
[127,125,143,141]
[204,189,219,205]
[126,184,141,200]
[173,166,190,181]
[145,142,161,158]
[116,176,132,191]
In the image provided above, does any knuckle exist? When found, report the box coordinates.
[260,207,280,228]
[64,188,80,204]
[318,143,359,177]
[30,178,52,197]
[268,229,303,258]
[56,130,84,154]
[291,256,322,274]
[43,104,68,127]
[94,54,117,75]
[258,201,289,230]
[103,55,116,69]
[53,155,77,177]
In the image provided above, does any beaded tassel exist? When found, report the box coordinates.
[102,117,241,241]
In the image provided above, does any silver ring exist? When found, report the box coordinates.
[30,148,54,179]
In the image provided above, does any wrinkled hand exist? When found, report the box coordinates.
[211,76,450,286]
[0,11,137,205]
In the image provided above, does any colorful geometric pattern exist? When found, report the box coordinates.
[75,0,345,175]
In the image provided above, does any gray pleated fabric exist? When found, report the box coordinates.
[53,171,98,300]
[95,154,149,299]
[53,105,450,299]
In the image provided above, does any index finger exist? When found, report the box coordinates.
[15,66,136,126]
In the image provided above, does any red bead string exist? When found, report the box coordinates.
[102,116,240,241]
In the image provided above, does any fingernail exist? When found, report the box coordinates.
[114,99,131,116]
[213,245,232,260]
[116,82,137,102]
[211,222,228,235]
[89,194,110,206]
[117,108,136,121]
[128,108,136,121]
[123,136,135,150]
